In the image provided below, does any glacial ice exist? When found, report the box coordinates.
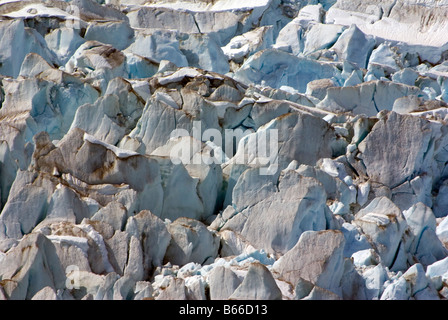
[1,0,448,302]
[234,49,343,92]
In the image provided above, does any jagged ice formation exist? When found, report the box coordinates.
[1,0,448,300]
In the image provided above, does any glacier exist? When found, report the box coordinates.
[1,0,448,301]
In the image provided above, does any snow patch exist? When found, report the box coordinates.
[83,133,139,159]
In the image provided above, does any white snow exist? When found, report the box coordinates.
[154,91,180,110]
[222,26,273,62]
[359,18,448,47]
[128,80,152,101]
[157,67,202,85]
[145,0,271,12]
[359,212,391,226]
[83,133,139,159]
[46,235,90,255]
[427,256,448,282]
[326,6,448,47]
[0,0,21,4]
[78,222,115,274]
[3,3,81,21]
